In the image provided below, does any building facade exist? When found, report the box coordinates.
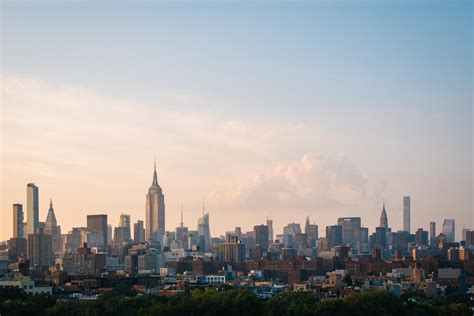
[145,162,165,242]
[26,183,39,235]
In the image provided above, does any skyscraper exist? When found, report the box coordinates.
[145,161,165,242]
[266,218,273,243]
[253,225,269,251]
[380,202,388,229]
[28,228,52,268]
[87,215,108,248]
[326,225,343,248]
[119,214,131,228]
[134,220,145,242]
[44,199,61,253]
[26,183,39,235]
[403,196,410,233]
[114,213,130,242]
[13,204,24,238]
[197,213,211,252]
[430,222,436,243]
[442,219,455,243]
[305,216,318,247]
[337,217,361,246]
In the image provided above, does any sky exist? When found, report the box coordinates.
[0,1,472,241]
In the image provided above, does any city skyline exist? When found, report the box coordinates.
[2,173,464,243]
[1,1,472,241]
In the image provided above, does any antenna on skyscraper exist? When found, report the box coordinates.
[181,203,184,228]
[202,198,205,216]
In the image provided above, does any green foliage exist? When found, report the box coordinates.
[0,285,472,316]
[266,291,319,316]
[0,288,56,316]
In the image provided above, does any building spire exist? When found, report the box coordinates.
[152,158,158,186]
[180,203,184,228]
[50,198,53,208]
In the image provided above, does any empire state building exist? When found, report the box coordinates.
[145,161,165,242]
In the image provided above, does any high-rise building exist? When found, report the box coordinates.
[462,228,471,243]
[117,214,131,243]
[337,217,361,246]
[326,225,343,248]
[107,224,112,245]
[87,215,108,248]
[380,202,388,229]
[27,228,52,268]
[305,216,318,247]
[134,220,145,242]
[415,228,429,246]
[403,196,410,233]
[197,213,211,252]
[119,214,131,228]
[26,183,39,235]
[442,219,455,243]
[216,237,246,263]
[266,218,273,243]
[375,227,387,250]
[13,204,24,238]
[44,199,61,253]
[253,225,269,251]
[145,161,165,242]
[430,222,436,242]
[114,226,131,243]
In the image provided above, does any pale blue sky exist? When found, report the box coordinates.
[1,1,472,240]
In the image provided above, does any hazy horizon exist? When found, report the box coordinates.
[1,1,472,241]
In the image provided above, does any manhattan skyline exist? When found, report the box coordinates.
[1,1,472,241]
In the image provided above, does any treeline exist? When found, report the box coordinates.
[0,285,471,316]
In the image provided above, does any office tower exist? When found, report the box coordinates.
[85,230,105,248]
[197,213,211,252]
[266,218,273,243]
[26,183,39,235]
[392,231,410,255]
[326,225,343,248]
[442,219,455,243]
[27,228,52,268]
[13,204,24,238]
[305,216,318,247]
[415,228,429,246]
[430,222,436,241]
[7,237,27,261]
[119,214,131,228]
[114,226,131,243]
[337,217,361,246]
[380,202,388,229]
[44,199,62,253]
[116,214,131,242]
[216,237,246,263]
[107,224,112,245]
[145,161,165,242]
[403,196,410,233]
[175,209,188,248]
[375,227,387,250]
[253,225,269,251]
[87,215,108,248]
[462,228,471,243]
[66,227,88,254]
[134,220,145,242]
[468,231,474,247]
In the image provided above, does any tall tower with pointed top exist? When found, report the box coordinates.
[145,161,165,242]
[44,199,61,253]
[380,202,388,229]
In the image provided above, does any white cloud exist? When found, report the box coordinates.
[208,153,368,212]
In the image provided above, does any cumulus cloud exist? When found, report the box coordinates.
[208,153,367,212]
